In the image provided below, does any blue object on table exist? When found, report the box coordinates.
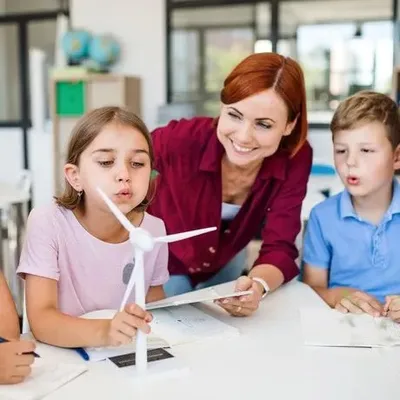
[311,164,336,175]
[0,337,40,358]
[74,347,90,361]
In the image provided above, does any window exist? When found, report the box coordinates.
[205,28,253,93]
[28,19,58,119]
[0,6,68,125]
[171,30,200,102]
[0,24,21,121]
[1,0,67,15]
[279,0,393,124]
[169,4,254,116]
[167,0,395,123]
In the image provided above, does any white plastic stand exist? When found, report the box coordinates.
[120,356,190,385]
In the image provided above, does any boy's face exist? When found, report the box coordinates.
[333,121,400,198]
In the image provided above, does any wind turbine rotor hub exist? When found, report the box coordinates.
[129,228,155,252]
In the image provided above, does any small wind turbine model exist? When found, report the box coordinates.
[97,187,216,374]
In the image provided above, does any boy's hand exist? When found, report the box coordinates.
[0,341,36,384]
[335,290,383,317]
[384,296,400,322]
[106,304,152,346]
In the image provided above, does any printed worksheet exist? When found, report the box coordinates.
[300,307,400,348]
[0,359,87,400]
[150,304,240,346]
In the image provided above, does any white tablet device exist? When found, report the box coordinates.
[146,281,252,311]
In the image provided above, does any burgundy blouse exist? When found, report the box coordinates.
[148,117,312,285]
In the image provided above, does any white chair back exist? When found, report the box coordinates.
[22,284,30,334]
[16,169,32,196]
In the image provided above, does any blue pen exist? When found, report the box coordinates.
[74,347,90,361]
[0,337,40,358]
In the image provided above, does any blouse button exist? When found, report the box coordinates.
[188,267,196,273]
[224,229,231,234]
[196,268,202,272]
[203,262,211,267]
[209,246,216,254]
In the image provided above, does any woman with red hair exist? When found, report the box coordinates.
[148,52,312,316]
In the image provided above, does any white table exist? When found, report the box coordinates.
[31,281,400,400]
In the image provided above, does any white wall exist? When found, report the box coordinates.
[71,0,166,130]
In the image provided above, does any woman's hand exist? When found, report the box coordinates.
[215,276,264,317]
[105,304,152,346]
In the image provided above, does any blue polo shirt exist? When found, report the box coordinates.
[303,180,400,303]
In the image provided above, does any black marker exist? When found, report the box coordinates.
[0,337,40,358]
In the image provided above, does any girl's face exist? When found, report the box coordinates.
[217,88,297,168]
[65,123,151,215]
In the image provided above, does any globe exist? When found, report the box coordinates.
[62,30,91,64]
[88,34,120,69]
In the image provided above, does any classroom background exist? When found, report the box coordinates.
[0,0,398,319]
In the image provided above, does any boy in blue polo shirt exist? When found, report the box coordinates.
[303,91,400,322]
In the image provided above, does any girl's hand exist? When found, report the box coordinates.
[215,276,263,317]
[106,304,152,346]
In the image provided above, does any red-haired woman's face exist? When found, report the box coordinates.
[217,89,296,168]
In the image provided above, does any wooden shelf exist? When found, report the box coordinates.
[50,74,141,195]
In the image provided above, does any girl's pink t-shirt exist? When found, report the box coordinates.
[17,204,169,316]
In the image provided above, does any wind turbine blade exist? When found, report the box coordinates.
[154,226,216,244]
[97,187,134,233]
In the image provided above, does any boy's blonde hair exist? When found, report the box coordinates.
[55,106,155,212]
[330,91,400,149]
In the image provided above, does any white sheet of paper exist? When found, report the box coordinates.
[150,304,240,346]
[79,309,170,362]
[300,307,400,348]
[0,359,87,400]
[146,281,252,311]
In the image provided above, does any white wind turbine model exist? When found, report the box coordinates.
[97,187,216,374]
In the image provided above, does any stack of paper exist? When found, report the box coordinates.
[150,304,240,346]
[300,308,400,348]
[0,359,87,400]
[84,334,170,362]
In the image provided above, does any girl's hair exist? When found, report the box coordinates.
[220,52,308,156]
[55,106,155,212]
